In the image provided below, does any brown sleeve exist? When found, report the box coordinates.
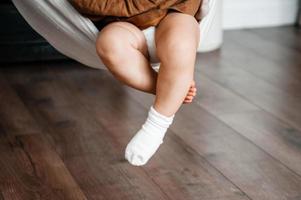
[70,0,166,17]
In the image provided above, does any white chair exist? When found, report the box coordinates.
[12,0,222,71]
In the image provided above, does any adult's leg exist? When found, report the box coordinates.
[154,12,200,116]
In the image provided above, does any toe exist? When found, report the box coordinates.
[131,154,145,166]
[125,145,147,166]
[188,91,195,96]
[186,96,193,100]
[191,80,196,87]
[188,88,196,94]
[183,99,192,103]
[125,148,133,161]
[191,87,197,92]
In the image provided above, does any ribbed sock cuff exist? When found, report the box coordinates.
[151,106,174,120]
[147,106,175,129]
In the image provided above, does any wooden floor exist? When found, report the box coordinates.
[1,26,301,200]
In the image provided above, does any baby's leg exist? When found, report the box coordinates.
[96,21,197,103]
[154,12,200,116]
[96,21,158,94]
[125,12,200,165]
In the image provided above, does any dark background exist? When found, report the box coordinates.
[0,0,67,63]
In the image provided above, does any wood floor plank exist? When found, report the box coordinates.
[196,50,301,132]
[4,63,252,200]
[108,67,301,200]
[191,74,259,115]
[0,131,88,200]
[2,65,171,200]
[219,110,301,176]
[197,29,301,99]
[77,63,301,200]
[0,74,42,135]
[149,98,301,200]
[249,26,301,52]
[2,26,301,200]
[197,48,301,178]
[227,30,301,94]
[224,29,301,70]
[119,64,301,179]
[0,71,89,199]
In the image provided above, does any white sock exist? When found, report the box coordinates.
[125,105,175,166]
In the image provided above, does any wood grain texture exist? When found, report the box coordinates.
[1,26,301,200]
[3,64,249,200]
[2,65,169,200]
[219,110,301,176]
[196,43,301,131]
[118,74,301,200]
[0,74,42,136]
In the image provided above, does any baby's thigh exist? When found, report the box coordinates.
[156,12,200,42]
[96,21,149,58]
[155,12,200,55]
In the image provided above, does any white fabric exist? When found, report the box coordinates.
[12,0,216,71]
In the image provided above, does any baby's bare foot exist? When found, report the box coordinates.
[183,80,197,104]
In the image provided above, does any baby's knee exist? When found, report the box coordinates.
[96,31,118,57]
[96,23,144,63]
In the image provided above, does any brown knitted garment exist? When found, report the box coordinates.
[70,0,203,30]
